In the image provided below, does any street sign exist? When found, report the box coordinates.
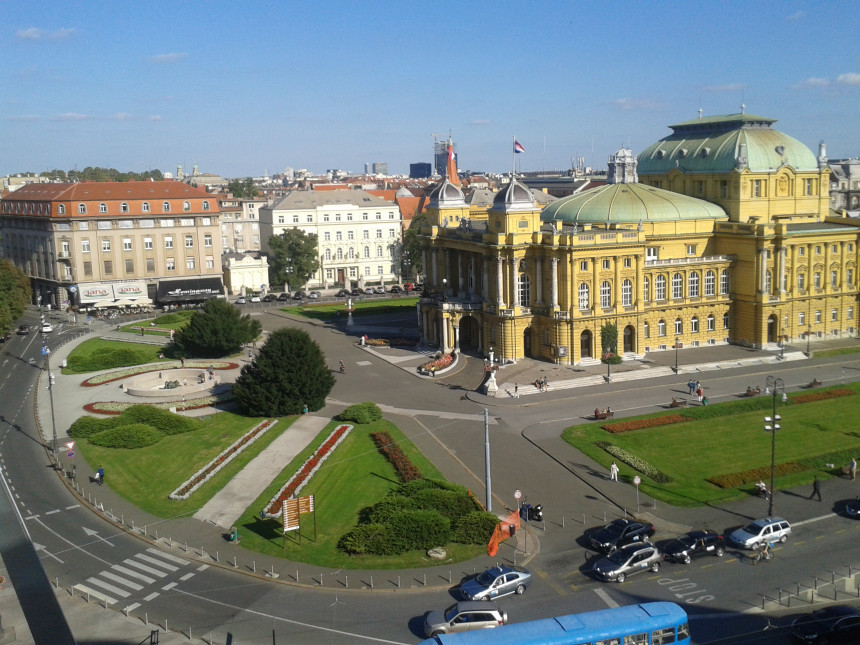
[65,441,75,450]
[514,489,522,500]
[67,451,74,458]
[633,476,641,487]
[69,286,78,293]
[282,498,300,533]
[41,346,48,355]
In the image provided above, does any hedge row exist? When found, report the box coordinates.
[602,415,689,434]
[594,441,672,484]
[370,431,422,482]
[67,347,153,373]
[707,462,806,489]
[89,423,164,449]
[68,404,200,448]
[338,402,382,424]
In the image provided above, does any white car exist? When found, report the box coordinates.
[249,295,261,303]
[236,297,247,305]
[41,322,53,333]
[728,517,791,549]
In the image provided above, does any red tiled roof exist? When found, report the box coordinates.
[7,181,210,201]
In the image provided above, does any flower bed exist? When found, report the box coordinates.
[168,419,277,500]
[263,424,353,517]
[707,462,805,489]
[792,388,854,404]
[601,415,689,433]
[418,353,453,375]
[594,441,672,484]
[81,361,238,387]
[83,390,235,415]
[364,338,390,347]
[370,431,422,482]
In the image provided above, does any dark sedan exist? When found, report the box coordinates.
[588,518,655,553]
[262,293,278,302]
[292,291,306,300]
[335,289,350,297]
[277,292,291,301]
[17,324,31,335]
[791,605,860,643]
[844,497,860,518]
[350,288,363,296]
[662,530,725,564]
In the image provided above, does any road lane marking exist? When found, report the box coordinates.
[65,504,80,510]
[793,513,836,527]
[146,547,187,565]
[136,553,179,571]
[196,564,209,571]
[24,514,39,520]
[86,577,131,598]
[45,509,60,515]
[163,582,177,590]
[112,565,155,584]
[123,558,168,577]
[101,571,143,590]
[179,573,195,581]
[143,592,159,602]
[125,602,141,612]
[73,584,117,605]
[594,588,620,608]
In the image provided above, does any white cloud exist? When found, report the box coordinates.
[111,113,134,121]
[785,11,805,21]
[611,97,665,111]
[50,113,88,121]
[16,27,77,41]
[149,53,188,64]
[836,73,860,86]
[791,77,832,89]
[148,115,163,121]
[701,83,746,92]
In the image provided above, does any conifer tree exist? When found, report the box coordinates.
[170,298,261,358]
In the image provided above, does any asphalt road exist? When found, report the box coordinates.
[2,306,860,644]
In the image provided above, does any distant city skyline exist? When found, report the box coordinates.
[3,1,859,179]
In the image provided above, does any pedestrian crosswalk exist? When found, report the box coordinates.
[72,547,195,608]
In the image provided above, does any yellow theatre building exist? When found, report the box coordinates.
[417,113,860,365]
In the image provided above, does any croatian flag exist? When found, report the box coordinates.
[514,139,525,154]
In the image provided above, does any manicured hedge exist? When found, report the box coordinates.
[120,405,200,435]
[452,511,500,544]
[89,424,164,449]
[360,496,417,524]
[67,347,149,372]
[338,402,383,424]
[69,415,121,439]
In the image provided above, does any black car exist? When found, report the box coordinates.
[350,288,363,296]
[588,518,655,553]
[389,285,403,293]
[791,605,860,643]
[844,497,860,518]
[262,294,278,302]
[662,530,725,564]
[17,324,31,335]
[335,289,350,297]
[292,291,307,300]
[0,331,10,343]
[277,292,291,301]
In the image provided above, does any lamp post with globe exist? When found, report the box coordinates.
[764,375,785,516]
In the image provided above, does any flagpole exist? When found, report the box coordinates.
[512,135,516,178]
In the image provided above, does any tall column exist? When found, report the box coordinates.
[453,324,460,351]
[759,248,768,293]
[482,256,489,301]
[635,254,643,307]
[458,250,465,298]
[778,247,787,296]
[441,314,449,352]
[421,249,428,285]
[535,257,543,305]
[445,249,451,296]
[470,254,477,299]
[614,256,622,308]
[551,257,559,308]
[432,248,438,286]
[496,255,505,308]
[592,257,600,311]
[511,256,519,308]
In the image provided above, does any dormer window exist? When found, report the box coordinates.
[99,203,108,213]
[78,203,87,214]
[162,201,171,212]
[120,202,129,213]
[58,204,66,215]
[183,201,191,211]
[202,201,210,211]
[142,202,150,212]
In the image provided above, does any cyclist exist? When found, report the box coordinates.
[753,540,773,564]
[338,360,345,374]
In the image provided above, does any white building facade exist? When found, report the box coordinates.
[260,190,403,289]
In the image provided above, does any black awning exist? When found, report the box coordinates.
[156,277,224,302]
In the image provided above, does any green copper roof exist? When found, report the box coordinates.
[540,182,726,224]
[638,113,818,174]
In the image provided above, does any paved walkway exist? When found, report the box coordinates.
[193,414,329,528]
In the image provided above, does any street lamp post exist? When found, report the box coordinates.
[42,338,58,465]
[674,337,679,373]
[764,375,785,516]
[441,277,447,302]
[805,330,811,357]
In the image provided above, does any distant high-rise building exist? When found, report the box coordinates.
[434,141,457,176]
[372,162,388,175]
[410,162,432,179]
[364,162,371,175]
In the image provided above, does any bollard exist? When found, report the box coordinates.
[189,628,192,641]
[215,551,219,562]
[184,542,187,553]
[345,575,348,588]
[320,573,323,586]
[132,520,135,531]
[155,530,158,540]
[55,577,59,589]
[296,570,299,582]
[253,561,256,573]
[165,619,168,633]
[145,613,148,626]
[423,574,426,587]
[271,565,275,577]
[120,514,123,525]
[513,551,517,565]
[562,516,565,528]
[169,536,173,548]
[125,605,129,617]
[143,525,147,535]
[233,556,237,568]
[200,545,204,557]
[448,571,452,584]
[761,595,766,609]
[397,575,401,588]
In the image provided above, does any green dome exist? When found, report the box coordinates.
[638,113,819,174]
[541,182,727,224]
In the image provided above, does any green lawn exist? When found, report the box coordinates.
[76,412,296,519]
[290,297,419,322]
[235,418,485,568]
[62,339,167,374]
[562,384,860,507]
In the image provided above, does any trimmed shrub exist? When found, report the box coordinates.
[339,402,383,424]
[68,415,119,439]
[337,524,388,556]
[89,424,164,449]
[383,510,450,553]
[121,405,199,435]
[411,488,481,521]
[360,496,417,524]
[395,478,444,497]
[452,511,500,544]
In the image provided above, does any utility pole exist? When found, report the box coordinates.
[484,408,492,512]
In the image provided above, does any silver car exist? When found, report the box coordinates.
[728,517,791,549]
[423,601,507,637]
[593,543,661,583]
[459,565,532,600]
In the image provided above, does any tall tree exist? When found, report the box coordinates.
[267,229,320,291]
[233,328,335,416]
[0,260,31,335]
[170,298,261,358]
[227,178,258,198]
[400,214,426,279]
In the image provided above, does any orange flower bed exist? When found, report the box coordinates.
[792,388,854,404]
[602,415,689,434]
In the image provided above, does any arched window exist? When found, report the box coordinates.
[78,203,87,214]
[689,272,700,297]
[705,270,715,296]
[99,203,108,213]
[518,274,530,307]
[675,317,683,334]
[707,314,715,331]
[672,273,683,299]
[58,204,66,215]
[720,269,730,294]
[162,201,171,212]
[336,248,343,260]
[691,316,699,333]
[621,279,633,306]
[324,249,331,260]
[643,276,650,302]
[655,275,666,300]
[578,283,589,310]
[658,319,666,336]
[600,281,611,308]
[202,201,210,211]
[643,321,650,338]
[183,201,191,211]
[142,202,150,213]
[120,202,129,213]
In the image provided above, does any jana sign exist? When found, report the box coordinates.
[633,476,641,487]
[514,489,522,500]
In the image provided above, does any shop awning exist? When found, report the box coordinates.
[156,277,224,302]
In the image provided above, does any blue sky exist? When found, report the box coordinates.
[3,1,859,178]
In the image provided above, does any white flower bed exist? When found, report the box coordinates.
[263,423,353,518]
[85,390,234,415]
[168,418,278,500]
[83,360,235,386]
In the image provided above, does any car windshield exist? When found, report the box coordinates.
[607,549,634,565]
[475,570,498,586]
[602,522,625,538]
[443,604,461,621]
[678,535,697,547]
[742,522,764,534]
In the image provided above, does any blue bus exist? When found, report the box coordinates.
[418,601,690,645]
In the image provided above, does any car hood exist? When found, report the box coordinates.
[590,528,620,544]
[424,609,444,629]
[592,556,620,575]
[459,578,489,598]
[729,528,756,544]
[663,539,689,555]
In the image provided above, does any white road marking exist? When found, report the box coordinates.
[45,509,60,515]
[135,553,179,571]
[594,588,620,608]
[124,602,141,612]
[101,571,144,591]
[33,542,64,564]
[196,564,209,571]
[65,504,80,510]
[73,584,117,605]
[793,513,837,527]
[163,582,177,590]
[146,547,187,564]
[111,564,155,584]
[179,573,195,581]
[143,592,159,602]
[86,577,131,598]
[24,514,39,520]
[123,558,168,577]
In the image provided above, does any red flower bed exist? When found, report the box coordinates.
[370,431,422,482]
[602,415,689,434]
[792,388,854,404]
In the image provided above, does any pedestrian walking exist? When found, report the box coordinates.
[514,384,519,399]
[850,457,857,481]
[180,356,185,368]
[609,462,619,482]
[544,377,549,391]
[688,379,696,395]
[696,386,703,403]
[809,476,823,501]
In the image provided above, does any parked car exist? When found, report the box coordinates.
[334,289,350,297]
[350,288,363,296]
[40,322,54,333]
[588,518,655,553]
[459,565,532,601]
[728,517,791,549]
[0,332,11,343]
[17,324,31,335]
[791,605,860,643]
[662,530,725,564]
[374,285,386,294]
[292,291,306,300]
[235,297,247,305]
[423,601,507,638]
[308,291,320,299]
[249,294,261,303]
[592,543,662,583]
[403,283,415,292]
[277,292,291,301]
[363,287,375,295]
[262,294,278,302]
[389,285,403,293]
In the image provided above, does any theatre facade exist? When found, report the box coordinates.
[417,113,860,365]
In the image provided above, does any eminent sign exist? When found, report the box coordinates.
[282,499,300,533]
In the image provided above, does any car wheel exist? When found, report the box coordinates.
[715,547,725,557]
[779,535,787,543]
[616,573,625,583]
[682,555,691,564]
[650,561,660,573]
[482,596,491,601]
[515,584,525,595]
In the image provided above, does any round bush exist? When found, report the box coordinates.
[89,423,164,449]
[121,405,199,435]
[452,511,500,544]
[411,488,480,521]
[337,524,387,555]
[338,402,382,424]
[68,416,117,439]
[361,496,417,524]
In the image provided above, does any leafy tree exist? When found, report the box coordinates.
[400,214,425,278]
[227,178,258,198]
[0,260,31,335]
[232,328,335,416]
[169,298,261,358]
[267,228,320,291]
[600,322,621,363]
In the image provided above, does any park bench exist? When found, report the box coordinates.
[669,397,688,408]
[592,410,614,420]
[742,386,761,397]
[805,378,822,389]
